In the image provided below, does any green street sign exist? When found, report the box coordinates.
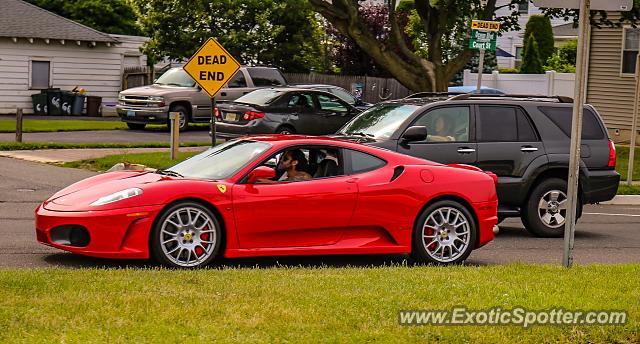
[469,29,497,51]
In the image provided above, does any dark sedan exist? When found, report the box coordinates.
[214,88,361,138]
[292,84,373,111]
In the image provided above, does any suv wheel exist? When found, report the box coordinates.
[276,125,295,135]
[126,122,146,130]
[522,178,581,238]
[169,105,190,131]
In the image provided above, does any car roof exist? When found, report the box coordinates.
[240,135,439,165]
[383,93,574,106]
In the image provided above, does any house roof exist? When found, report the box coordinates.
[552,23,578,38]
[0,0,117,43]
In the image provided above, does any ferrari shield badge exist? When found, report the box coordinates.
[217,184,227,193]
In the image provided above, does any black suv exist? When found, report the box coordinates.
[335,93,620,237]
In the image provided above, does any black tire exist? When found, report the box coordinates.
[126,122,146,130]
[522,178,582,238]
[411,200,477,265]
[169,104,190,132]
[150,201,222,268]
[275,125,295,135]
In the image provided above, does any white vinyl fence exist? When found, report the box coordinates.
[463,70,575,97]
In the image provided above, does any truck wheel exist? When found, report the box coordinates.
[169,105,190,131]
[276,125,295,135]
[522,178,581,238]
[126,123,146,130]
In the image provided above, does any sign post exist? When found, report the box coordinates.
[628,52,640,186]
[183,38,241,147]
[469,20,499,92]
[533,0,633,267]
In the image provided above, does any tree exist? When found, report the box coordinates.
[520,36,544,74]
[26,0,141,35]
[544,39,577,73]
[522,15,555,66]
[308,0,640,92]
[129,0,323,73]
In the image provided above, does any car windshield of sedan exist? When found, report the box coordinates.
[167,140,271,179]
[337,104,419,139]
[154,68,196,87]
[234,89,286,106]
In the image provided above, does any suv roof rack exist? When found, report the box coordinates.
[404,92,465,99]
[447,93,574,103]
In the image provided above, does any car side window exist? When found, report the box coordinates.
[253,146,344,183]
[413,106,470,142]
[287,94,314,110]
[346,149,386,174]
[227,72,247,88]
[516,108,538,141]
[478,106,537,142]
[317,94,349,113]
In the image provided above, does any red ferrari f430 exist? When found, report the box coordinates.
[36,135,498,267]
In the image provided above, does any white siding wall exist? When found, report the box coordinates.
[0,35,147,114]
[494,0,568,69]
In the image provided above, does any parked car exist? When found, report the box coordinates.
[335,93,620,237]
[292,84,373,110]
[214,88,361,138]
[116,66,287,130]
[35,135,498,267]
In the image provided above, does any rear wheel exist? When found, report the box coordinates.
[150,201,222,268]
[275,125,295,135]
[522,178,581,238]
[411,200,477,265]
[126,122,146,130]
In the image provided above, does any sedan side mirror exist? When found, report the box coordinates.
[247,166,276,183]
[401,126,428,143]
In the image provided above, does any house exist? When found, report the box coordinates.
[494,0,574,69]
[0,0,148,114]
[586,12,640,144]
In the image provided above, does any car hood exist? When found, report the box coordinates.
[120,84,195,97]
[44,171,169,211]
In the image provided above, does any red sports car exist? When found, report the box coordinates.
[36,135,498,267]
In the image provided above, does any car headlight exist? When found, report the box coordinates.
[118,93,126,101]
[90,188,143,206]
[148,96,164,102]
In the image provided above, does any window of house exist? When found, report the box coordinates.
[30,60,50,89]
[518,2,529,14]
[515,46,524,68]
[622,28,640,74]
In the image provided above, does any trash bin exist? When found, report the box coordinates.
[60,91,75,115]
[46,88,63,115]
[31,91,48,115]
[86,96,102,116]
[72,95,85,115]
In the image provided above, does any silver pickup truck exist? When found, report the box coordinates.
[116,66,287,130]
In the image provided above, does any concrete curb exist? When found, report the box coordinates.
[601,195,640,206]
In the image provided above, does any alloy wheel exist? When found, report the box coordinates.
[159,206,217,267]
[421,207,471,263]
[537,190,568,228]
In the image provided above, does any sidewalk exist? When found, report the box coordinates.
[0,114,118,121]
[0,146,208,164]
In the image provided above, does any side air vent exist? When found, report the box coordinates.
[390,166,404,182]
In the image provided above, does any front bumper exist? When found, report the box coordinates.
[35,204,163,259]
[116,106,170,124]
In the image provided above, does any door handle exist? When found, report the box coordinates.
[520,146,539,152]
[346,177,359,183]
[457,147,476,154]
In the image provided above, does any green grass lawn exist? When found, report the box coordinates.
[616,146,640,181]
[0,119,210,133]
[61,151,200,171]
[0,142,210,151]
[0,264,637,343]
[617,184,640,195]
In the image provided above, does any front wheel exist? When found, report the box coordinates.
[169,105,190,131]
[411,200,477,265]
[522,178,581,238]
[150,201,222,268]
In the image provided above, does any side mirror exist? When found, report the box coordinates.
[401,126,428,143]
[247,166,276,183]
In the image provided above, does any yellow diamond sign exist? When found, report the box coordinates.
[183,38,241,98]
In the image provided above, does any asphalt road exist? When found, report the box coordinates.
[1,157,639,268]
[0,129,211,143]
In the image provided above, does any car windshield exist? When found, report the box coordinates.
[337,103,419,139]
[234,89,285,106]
[167,140,271,179]
[154,68,196,87]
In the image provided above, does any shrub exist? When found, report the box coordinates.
[523,15,555,64]
[520,36,544,74]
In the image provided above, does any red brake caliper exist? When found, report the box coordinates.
[196,227,209,256]
[425,227,437,250]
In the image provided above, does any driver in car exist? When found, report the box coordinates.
[257,149,312,183]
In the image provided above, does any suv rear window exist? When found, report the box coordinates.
[247,68,287,87]
[538,106,605,140]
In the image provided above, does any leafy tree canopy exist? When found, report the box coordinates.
[130,0,323,73]
[26,0,141,36]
